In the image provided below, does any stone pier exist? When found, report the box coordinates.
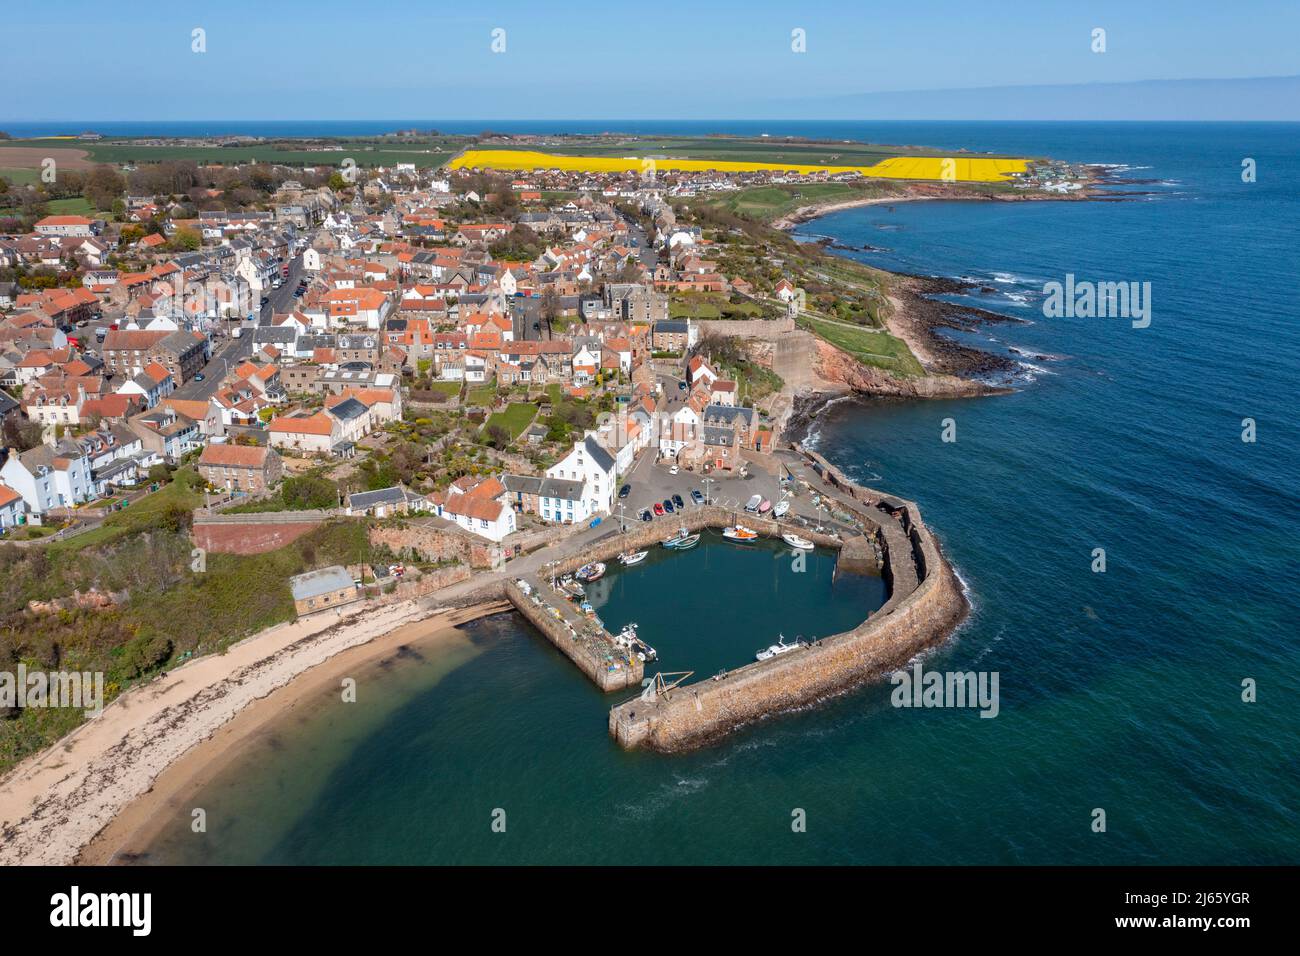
[608,449,968,751]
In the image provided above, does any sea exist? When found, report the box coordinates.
[119,121,1298,865]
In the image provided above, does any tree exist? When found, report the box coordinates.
[83,164,126,212]
[168,227,201,252]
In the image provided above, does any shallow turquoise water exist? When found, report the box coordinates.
[140,122,1299,865]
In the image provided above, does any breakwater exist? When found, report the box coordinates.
[606,449,967,751]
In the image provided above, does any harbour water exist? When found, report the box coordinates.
[137,122,1299,865]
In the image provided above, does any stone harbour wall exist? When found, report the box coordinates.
[608,454,968,751]
[504,579,643,692]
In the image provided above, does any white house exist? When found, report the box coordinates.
[0,482,27,530]
[0,441,95,518]
[546,436,616,518]
[434,476,516,541]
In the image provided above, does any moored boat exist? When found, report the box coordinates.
[575,562,606,582]
[755,634,807,661]
[671,533,700,550]
[619,550,649,566]
[722,525,759,541]
[661,526,690,547]
[781,532,814,551]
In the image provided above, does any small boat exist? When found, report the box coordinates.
[575,562,606,582]
[773,500,790,518]
[671,533,700,550]
[619,550,649,566]
[758,498,772,514]
[755,634,806,662]
[781,532,814,551]
[661,526,689,547]
[559,579,586,599]
[722,525,759,541]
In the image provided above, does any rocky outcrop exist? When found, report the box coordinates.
[812,337,994,399]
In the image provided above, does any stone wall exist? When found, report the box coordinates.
[369,519,502,570]
[695,318,796,339]
[608,452,967,751]
[504,579,643,692]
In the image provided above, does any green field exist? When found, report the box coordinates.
[0,195,96,218]
[0,138,466,169]
[481,402,538,441]
[799,316,925,377]
[707,181,909,223]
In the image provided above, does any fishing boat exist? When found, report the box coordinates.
[722,525,759,541]
[755,634,806,661]
[661,526,689,547]
[671,533,700,550]
[773,500,790,518]
[575,562,606,582]
[619,550,649,566]
[616,623,659,663]
[781,532,814,551]
[559,578,586,599]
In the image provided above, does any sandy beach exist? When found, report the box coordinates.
[0,598,508,866]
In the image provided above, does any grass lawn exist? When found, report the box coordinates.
[799,316,925,377]
[424,380,462,397]
[709,182,901,223]
[465,378,498,406]
[481,402,538,441]
[49,467,203,554]
[0,195,96,218]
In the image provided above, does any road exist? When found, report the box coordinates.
[620,213,658,269]
[173,253,303,401]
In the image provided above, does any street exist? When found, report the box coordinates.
[172,253,303,401]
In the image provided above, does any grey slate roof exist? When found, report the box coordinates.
[582,436,615,473]
[327,397,368,422]
[289,565,356,601]
[348,485,421,510]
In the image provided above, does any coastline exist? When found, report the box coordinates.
[78,610,494,864]
[0,597,508,866]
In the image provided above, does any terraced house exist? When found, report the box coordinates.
[101,328,207,383]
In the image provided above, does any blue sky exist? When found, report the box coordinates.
[3,0,1298,120]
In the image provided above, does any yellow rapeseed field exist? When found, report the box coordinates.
[449,149,1028,183]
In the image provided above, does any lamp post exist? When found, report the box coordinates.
[702,476,715,507]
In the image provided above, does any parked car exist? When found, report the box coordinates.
[669,465,679,475]
[672,494,684,509]
[618,484,631,499]
[194,373,205,382]
[663,499,675,514]
[691,489,704,504]
[640,509,652,522]
[653,503,665,516]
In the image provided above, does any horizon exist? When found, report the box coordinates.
[5,0,1300,121]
